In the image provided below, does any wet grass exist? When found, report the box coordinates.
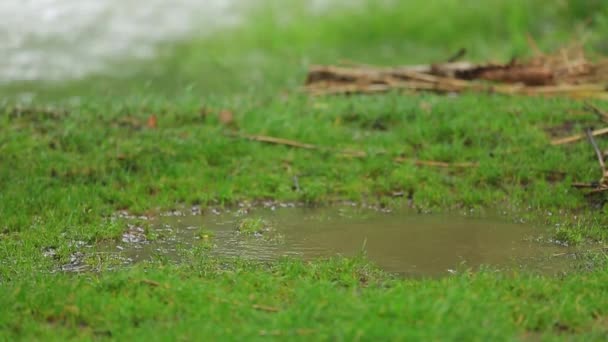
[2,0,608,339]
[2,258,608,340]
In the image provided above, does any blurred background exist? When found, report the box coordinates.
[0,0,241,82]
[1,0,606,99]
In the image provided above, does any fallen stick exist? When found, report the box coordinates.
[550,127,608,145]
[307,79,608,99]
[585,128,606,173]
[139,279,161,287]
[239,134,319,150]
[569,128,608,193]
[585,127,608,189]
[259,329,316,337]
[394,157,478,168]
[583,103,608,123]
[306,79,521,97]
[305,51,608,99]
[236,133,368,157]
[415,160,478,168]
[252,304,280,313]
[446,48,467,63]
[232,133,476,168]
[571,182,599,189]
[587,187,608,194]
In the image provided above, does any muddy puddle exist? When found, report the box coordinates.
[101,207,572,277]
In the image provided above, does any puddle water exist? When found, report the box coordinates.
[102,207,571,277]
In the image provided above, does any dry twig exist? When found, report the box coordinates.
[239,134,319,150]
[305,45,608,99]
[585,128,608,189]
[139,279,162,287]
[585,128,606,173]
[550,127,608,146]
[394,158,478,168]
[569,129,608,192]
[583,103,608,123]
[252,304,280,313]
[231,133,476,168]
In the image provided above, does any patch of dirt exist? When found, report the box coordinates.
[341,112,396,131]
[543,121,580,138]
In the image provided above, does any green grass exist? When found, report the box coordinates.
[237,218,271,235]
[2,0,608,339]
[2,258,608,340]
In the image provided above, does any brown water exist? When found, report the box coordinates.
[105,207,571,277]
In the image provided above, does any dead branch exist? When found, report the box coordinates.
[456,64,554,85]
[238,133,319,150]
[526,34,544,57]
[394,157,478,168]
[446,48,467,63]
[305,45,608,99]
[551,127,608,146]
[231,133,476,168]
[235,133,367,157]
[587,187,608,193]
[585,128,606,173]
[570,128,608,193]
[252,304,280,313]
[139,279,162,287]
[571,182,599,189]
[585,128,608,188]
[583,103,608,123]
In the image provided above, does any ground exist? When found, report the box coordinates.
[1,1,608,340]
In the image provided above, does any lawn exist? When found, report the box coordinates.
[1,0,608,340]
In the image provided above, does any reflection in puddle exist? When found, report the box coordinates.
[103,207,571,277]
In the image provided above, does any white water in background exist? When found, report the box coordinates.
[0,0,243,82]
[0,0,353,83]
